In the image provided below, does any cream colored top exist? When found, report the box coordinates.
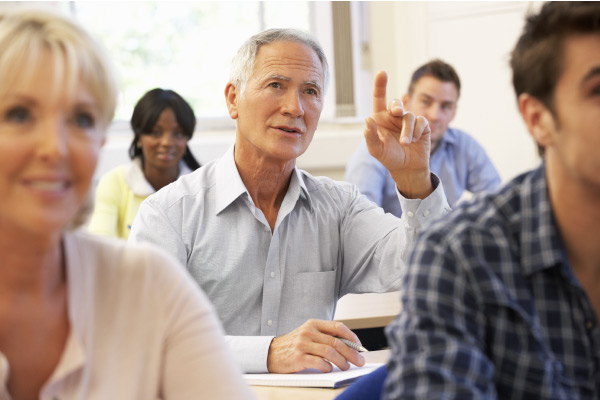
[0,230,254,400]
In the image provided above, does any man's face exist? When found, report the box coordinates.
[403,76,458,152]
[227,41,325,164]
[542,34,600,188]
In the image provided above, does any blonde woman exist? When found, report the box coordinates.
[0,8,253,399]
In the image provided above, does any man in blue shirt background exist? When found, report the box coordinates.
[345,59,500,217]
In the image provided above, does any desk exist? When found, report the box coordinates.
[334,292,401,330]
[250,350,390,400]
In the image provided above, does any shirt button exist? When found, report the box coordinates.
[267,320,273,326]
[407,211,414,217]
[270,271,275,278]
[264,225,270,232]
[423,210,430,217]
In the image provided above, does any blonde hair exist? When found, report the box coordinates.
[0,7,118,128]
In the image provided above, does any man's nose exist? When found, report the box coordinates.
[281,90,304,118]
[427,103,442,121]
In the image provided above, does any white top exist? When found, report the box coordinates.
[0,230,254,400]
[130,145,451,373]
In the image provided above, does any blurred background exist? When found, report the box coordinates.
[2,1,542,185]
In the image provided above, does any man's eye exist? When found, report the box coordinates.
[74,112,95,128]
[5,106,31,123]
[268,82,282,89]
[305,88,318,96]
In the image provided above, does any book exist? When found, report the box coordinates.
[243,363,383,388]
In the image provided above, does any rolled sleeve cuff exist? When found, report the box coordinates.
[397,173,451,229]
[225,335,275,373]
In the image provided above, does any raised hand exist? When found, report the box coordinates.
[266,319,366,373]
[365,70,433,199]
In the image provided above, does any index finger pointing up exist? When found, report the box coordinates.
[373,70,388,114]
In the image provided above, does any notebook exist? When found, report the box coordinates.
[244,363,383,388]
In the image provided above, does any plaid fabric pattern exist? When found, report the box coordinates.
[384,164,600,399]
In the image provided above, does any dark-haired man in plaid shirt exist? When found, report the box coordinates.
[383,2,600,399]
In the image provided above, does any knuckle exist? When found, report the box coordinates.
[324,345,338,360]
[330,336,340,348]
[297,329,311,340]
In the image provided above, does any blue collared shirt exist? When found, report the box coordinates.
[384,164,600,399]
[129,145,450,373]
[345,127,501,217]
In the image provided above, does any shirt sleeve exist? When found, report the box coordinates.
[383,225,497,399]
[128,197,188,269]
[130,191,278,375]
[339,173,451,296]
[156,250,256,399]
[344,141,389,206]
[88,171,121,238]
[225,335,274,373]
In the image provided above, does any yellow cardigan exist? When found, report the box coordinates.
[88,158,192,239]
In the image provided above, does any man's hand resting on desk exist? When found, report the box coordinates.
[266,319,366,373]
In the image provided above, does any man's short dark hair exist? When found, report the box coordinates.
[511,2,600,113]
[408,59,461,97]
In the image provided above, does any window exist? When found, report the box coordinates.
[71,1,311,123]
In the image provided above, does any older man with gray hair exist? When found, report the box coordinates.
[130,28,449,373]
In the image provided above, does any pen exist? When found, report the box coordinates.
[338,337,369,352]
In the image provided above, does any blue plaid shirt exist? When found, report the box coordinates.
[384,164,600,399]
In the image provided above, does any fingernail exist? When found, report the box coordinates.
[401,137,411,144]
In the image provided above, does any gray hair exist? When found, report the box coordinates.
[229,28,329,95]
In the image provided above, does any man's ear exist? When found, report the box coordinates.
[224,82,239,119]
[518,93,556,150]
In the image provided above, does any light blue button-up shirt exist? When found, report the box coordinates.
[130,145,450,372]
[345,127,501,217]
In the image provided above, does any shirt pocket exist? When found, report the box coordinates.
[291,270,338,322]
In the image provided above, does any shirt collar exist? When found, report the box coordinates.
[519,164,570,277]
[124,156,192,196]
[42,232,88,388]
[215,145,313,215]
[215,145,253,215]
[440,127,458,146]
[288,167,314,213]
